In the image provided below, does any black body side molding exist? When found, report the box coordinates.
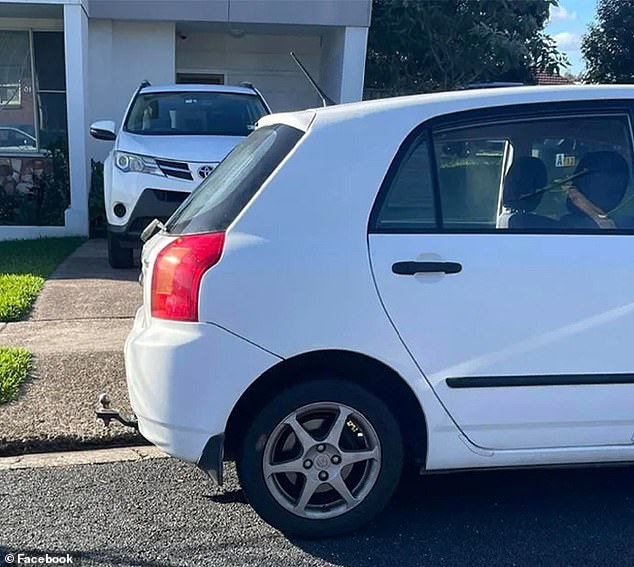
[446,373,634,388]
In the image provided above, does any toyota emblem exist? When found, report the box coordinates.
[198,165,214,179]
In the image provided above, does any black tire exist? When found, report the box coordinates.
[107,231,134,269]
[237,379,403,538]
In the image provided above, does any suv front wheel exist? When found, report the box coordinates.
[237,379,403,538]
[107,231,134,269]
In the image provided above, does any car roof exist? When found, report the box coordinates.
[322,84,634,115]
[139,84,258,96]
[260,85,634,133]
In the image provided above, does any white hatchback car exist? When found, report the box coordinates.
[125,85,634,537]
[90,83,270,268]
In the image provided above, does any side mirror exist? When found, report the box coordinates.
[90,120,117,141]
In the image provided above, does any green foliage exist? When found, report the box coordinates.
[365,0,568,96]
[0,347,31,404]
[440,157,503,169]
[0,137,70,226]
[89,159,106,236]
[0,274,44,322]
[0,237,84,321]
[37,137,70,226]
[582,0,634,83]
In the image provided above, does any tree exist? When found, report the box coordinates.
[582,0,634,83]
[365,0,567,96]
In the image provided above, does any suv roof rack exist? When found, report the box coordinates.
[238,81,271,113]
[136,80,151,94]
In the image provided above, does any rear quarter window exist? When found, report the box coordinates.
[166,124,303,235]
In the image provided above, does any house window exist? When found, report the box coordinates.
[0,31,36,152]
[0,30,67,154]
[0,84,21,107]
[176,72,225,85]
[0,30,68,227]
[33,31,67,149]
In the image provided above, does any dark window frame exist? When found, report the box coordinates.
[368,99,634,235]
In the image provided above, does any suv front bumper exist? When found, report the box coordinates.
[109,188,188,245]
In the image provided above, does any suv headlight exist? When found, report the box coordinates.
[114,151,164,176]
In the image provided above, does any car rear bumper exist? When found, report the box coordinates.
[124,308,281,467]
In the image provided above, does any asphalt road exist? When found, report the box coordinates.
[2,458,634,567]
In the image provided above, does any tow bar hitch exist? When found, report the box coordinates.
[95,393,138,430]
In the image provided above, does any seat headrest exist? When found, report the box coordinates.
[503,156,548,212]
[572,151,629,213]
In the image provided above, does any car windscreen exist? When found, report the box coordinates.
[165,124,303,235]
[124,92,268,136]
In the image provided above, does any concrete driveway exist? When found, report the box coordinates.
[0,239,143,455]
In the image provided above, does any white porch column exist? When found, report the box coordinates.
[339,26,368,103]
[63,3,90,236]
[320,26,369,104]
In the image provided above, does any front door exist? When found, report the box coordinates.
[369,103,634,450]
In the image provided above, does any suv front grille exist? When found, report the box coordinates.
[152,189,188,203]
[155,159,193,181]
[130,217,162,232]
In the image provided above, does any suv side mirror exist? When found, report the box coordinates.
[90,120,117,141]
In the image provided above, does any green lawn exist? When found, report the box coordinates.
[0,347,31,404]
[0,237,84,322]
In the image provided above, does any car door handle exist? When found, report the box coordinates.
[392,261,462,275]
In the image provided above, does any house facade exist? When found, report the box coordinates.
[0,0,371,239]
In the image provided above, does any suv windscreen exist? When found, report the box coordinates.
[124,92,268,136]
[166,124,303,235]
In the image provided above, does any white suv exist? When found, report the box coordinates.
[125,85,634,537]
[90,83,270,268]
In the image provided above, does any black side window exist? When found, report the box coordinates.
[372,135,436,230]
[433,113,634,231]
[372,109,634,233]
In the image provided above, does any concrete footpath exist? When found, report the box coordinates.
[0,239,144,455]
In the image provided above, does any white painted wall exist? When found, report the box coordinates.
[87,19,176,161]
[320,27,345,103]
[176,31,323,112]
[339,27,368,103]
[320,26,368,103]
[63,2,89,235]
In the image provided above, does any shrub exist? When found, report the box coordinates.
[0,137,69,226]
[89,159,106,236]
[0,347,31,405]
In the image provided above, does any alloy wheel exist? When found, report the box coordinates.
[262,402,382,520]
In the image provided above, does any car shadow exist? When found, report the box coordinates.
[48,238,142,282]
[205,488,249,504]
[292,465,634,567]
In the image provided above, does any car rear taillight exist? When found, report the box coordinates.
[151,232,225,322]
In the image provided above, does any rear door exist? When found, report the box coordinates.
[369,101,634,450]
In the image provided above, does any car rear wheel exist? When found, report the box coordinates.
[237,379,403,538]
[107,231,134,269]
